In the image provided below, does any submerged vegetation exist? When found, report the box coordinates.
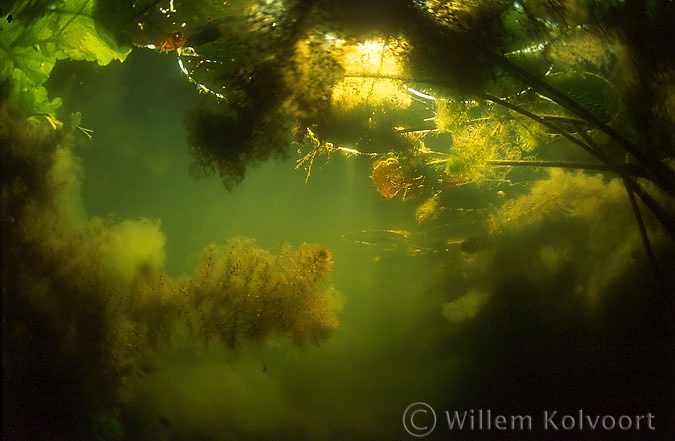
[1,98,340,439]
[1,2,341,439]
[157,0,674,254]
[177,1,673,304]
[1,106,340,439]
[186,238,340,348]
[1,0,674,440]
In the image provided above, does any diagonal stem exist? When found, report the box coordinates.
[483,93,675,241]
[490,55,675,196]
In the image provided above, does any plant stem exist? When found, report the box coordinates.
[491,55,675,196]
[487,160,628,174]
[623,178,665,292]
[481,96,675,240]
[482,93,615,164]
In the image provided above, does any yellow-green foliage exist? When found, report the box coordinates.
[488,169,629,234]
[97,218,166,284]
[434,99,478,134]
[446,120,537,180]
[1,0,130,116]
[493,171,644,308]
[8,162,175,392]
[186,238,341,348]
[442,288,489,323]
[450,169,665,319]
[7,138,341,384]
[438,99,542,181]
[445,123,497,179]
[2,88,341,439]
[422,0,510,32]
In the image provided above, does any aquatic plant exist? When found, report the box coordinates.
[449,168,674,319]
[184,96,293,189]
[1,102,341,438]
[2,1,674,439]
[135,1,673,261]
[1,3,342,439]
[185,238,340,348]
[0,0,130,116]
[157,0,675,301]
[1,107,152,439]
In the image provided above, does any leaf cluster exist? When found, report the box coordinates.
[0,0,130,116]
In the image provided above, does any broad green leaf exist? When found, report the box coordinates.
[544,72,615,122]
[0,0,131,115]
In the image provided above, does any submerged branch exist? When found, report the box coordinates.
[487,160,630,174]
[482,93,618,165]
[482,94,675,241]
[623,178,665,292]
[491,55,675,196]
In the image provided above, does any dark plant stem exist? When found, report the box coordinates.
[576,123,675,242]
[623,178,665,294]
[483,92,675,239]
[490,55,675,197]
[483,94,613,163]
[487,160,629,174]
[622,177,675,243]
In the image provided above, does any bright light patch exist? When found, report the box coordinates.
[340,37,406,78]
[404,84,436,101]
[332,36,411,110]
[177,58,188,75]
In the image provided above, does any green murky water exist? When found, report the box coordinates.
[51,51,463,439]
[2,2,673,441]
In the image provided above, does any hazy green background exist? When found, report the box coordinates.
[48,50,467,440]
[45,50,672,441]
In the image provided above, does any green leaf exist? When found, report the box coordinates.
[53,0,130,65]
[0,0,131,115]
[544,72,615,122]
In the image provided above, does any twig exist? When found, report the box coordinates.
[491,55,675,196]
[623,178,665,293]
[482,93,675,239]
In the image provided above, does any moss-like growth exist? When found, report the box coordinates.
[452,169,673,318]
[184,97,293,189]
[1,3,346,437]
[1,107,342,438]
[185,238,340,348]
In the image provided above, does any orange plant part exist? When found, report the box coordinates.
[134,31,186,52]
[157,32,186,52]
[371,157,409,198]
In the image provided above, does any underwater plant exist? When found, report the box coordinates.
[1,98,342,438]
[1,2,342,439]
[132,0,675,330]
[130,0,673,251]
[184,238,340,348]
[0,0,130,116]
[2,0,674,439]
